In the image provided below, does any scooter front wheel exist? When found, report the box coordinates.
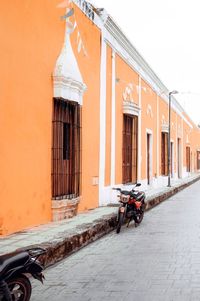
[3,275,32,301]
[116,212,124,234]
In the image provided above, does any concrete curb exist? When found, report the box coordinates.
[38,214,117,267]
[23,175,200,268]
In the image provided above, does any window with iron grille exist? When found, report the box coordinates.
[161,132,168,176]
[122,114,138,184]
[52,98,81,199]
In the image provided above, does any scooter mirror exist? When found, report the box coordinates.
[136,183,141,187]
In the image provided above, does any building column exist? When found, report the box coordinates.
[156,94,159,178]
[99,33,107,206]
[110,50,116,186]
[137,76,142,182]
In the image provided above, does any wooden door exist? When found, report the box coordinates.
[147,134,150,184]
[123,115,133,184]
[186,146,190,172]
[197,151,200,170]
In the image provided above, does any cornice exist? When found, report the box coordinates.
[123,101,141,116]
[54,76,86,105]
[104,17,168,94]
[74,1,197,127]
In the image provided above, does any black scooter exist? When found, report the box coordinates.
[0,247,46,301]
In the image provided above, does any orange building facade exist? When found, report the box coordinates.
[0,0,200,235]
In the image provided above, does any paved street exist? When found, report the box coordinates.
[31,181,200,301]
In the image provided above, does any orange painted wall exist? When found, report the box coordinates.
[104,46,112,186]
[0,1,101,234]
[181,113,200,172]
[115,54,139,184]
[0,0,64,235]
[140,80,157,180]
[183,122,190,168]
[1,1,200,236]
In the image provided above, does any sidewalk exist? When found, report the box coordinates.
[0,174,200,267]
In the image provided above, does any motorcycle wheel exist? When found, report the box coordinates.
[136,210,144,225]
[3,275,32,301]
[116,212,124,234]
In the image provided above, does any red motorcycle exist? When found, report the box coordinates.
[113,183,146,233]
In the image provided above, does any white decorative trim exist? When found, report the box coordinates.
[181,117,184,171]
[110,50,116,186]
[73,0,95,22]
[146,129,153,186]
[99,32,107,206]
[156,95,159,177]
[146,128,153,135]
[177,124,182,138]
[122,83,134,102]
[137,76,142,181]
[147,104,153,118]
[53,26,86,104]
[161,124,169,133]
[171,141,174,177]
[176,114,178,175]
[74,1,199,127]
[123,101,141,116]
[54,76,86,104]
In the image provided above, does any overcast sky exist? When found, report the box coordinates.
[91,0,200,125]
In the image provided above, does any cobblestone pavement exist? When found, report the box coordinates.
[31,181,200,301]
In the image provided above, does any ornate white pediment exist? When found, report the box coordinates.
[53,23,86,105]
[123,101,140,116]
[161,123,169,133]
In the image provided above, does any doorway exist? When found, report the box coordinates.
[122,115,138,184]
[177,138,181,178]
[147,132,152,185]
[170,142,174,177]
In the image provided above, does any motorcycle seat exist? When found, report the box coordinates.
[0,251,29,277]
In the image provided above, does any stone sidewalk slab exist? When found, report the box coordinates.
[0,174,200,267]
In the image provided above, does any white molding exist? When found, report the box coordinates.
[73,1,198,128]
[161,124,169,133]
[53,76,86,104]
[181,117,184,171]
[146,128,153,135]
[156,94,159,177]
[99,32,107,206]
[171,140,174,177]
[146,129,153,186]
[53,28,86,104]
[138,76,142,181]
[123,101,141,116]
[176,114,178,175]
[110,50,116,186]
